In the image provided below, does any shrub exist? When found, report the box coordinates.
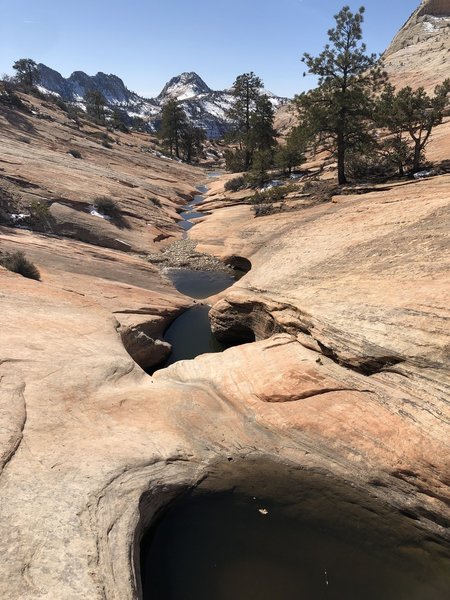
[301,180,339,201]
[29,200,51,230]
[68,149,82,159]
[224,176,246,192]
[66,103,82,124]
[0,251,40,280]
[248,184,295,205]
[148,196,162,207]
[53,97,69,112]
[90,131,114,148]
[0,78,27,110]
[248,183,296,217]
[253,202,277,217]
[94,196,120,217]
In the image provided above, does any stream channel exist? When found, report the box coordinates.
[157,184,236,369]
[141,184,450,599]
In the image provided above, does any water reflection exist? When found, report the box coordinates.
[141,482,450,600]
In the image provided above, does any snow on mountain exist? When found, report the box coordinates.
[156,72,211,101]
[36,64,288,139]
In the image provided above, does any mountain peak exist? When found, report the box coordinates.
[157,72,211,101]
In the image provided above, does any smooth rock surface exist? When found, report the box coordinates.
[0,92,201,251]
[384,0,450,91]
[1,172,449,599]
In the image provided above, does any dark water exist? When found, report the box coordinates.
[178,194,205,232]
[162,305,225,367]
[178,210,205,231]
[159,269,235,368]
[141,486,450,600]
[165,268,235,299]
[155,186,237,370]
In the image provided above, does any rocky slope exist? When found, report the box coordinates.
[0,4,449,598]
[0,89,203,251]
[383,0,450,91]
[37,65,287,139]
[1,168,449,599]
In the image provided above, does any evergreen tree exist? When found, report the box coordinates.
[85,90,107,123]
[295,6,385,184]
[226,72,264,170]
[248,149,273,187]
[159,99,187,158]
[111,109,130,133]
[248,95,277,154]
[12,58,40,88]
[181,125,205,163]
[275,126,307,175]
[375,81,450,173]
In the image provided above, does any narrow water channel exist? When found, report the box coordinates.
[158,185,236,369]
[141,187,450,598]
[140,462,450,600]
[178,191,205,232]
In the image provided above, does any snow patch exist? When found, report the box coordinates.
[9,213,30,222]
[262,180,284,190]
[423,21,437,32]
[89,207,111,220]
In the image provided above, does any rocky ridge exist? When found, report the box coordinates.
[37,65,287,139]
[383,0,450,90]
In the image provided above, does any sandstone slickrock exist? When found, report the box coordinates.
[1,169,449,598]
[0,92,202,251]
[1,7,450,596]
[383,0,450,91]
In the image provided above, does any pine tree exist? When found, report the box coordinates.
[375,80,450,173]
[248,95,277,154]
[226,72,264,170]
[295,6,385,184]
[181,125,205,162]
[275,126,307,175]
[159,99,187,158]
[85,90,107,124]
[111,109,129,133]
[12,58,40,88]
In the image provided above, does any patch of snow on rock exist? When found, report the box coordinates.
[89,208,111,220]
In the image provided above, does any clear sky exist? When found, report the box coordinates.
[0,0,419,98]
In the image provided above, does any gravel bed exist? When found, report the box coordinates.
[146,238,233,273]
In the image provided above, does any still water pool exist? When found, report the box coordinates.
[141,479,450,600]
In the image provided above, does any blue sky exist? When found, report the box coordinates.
[0,0,419,98]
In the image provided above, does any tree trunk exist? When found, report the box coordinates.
[412,141,422,172]
[337,132,347,185]
[245,149,251,171]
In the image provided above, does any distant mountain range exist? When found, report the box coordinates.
[37,64,288,139]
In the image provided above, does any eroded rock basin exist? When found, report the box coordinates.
[140,460,450,600]
[164,268,236,300]
[161,305,226,367]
